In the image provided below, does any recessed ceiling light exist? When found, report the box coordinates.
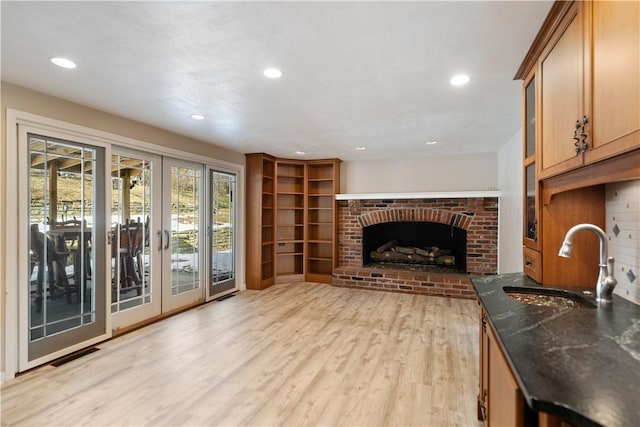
[356,147,367,150]
[264,68,283,78]
[50,57,77,69]
[191,114,205,120]
[426,140,439,145]
[450,74,470,86]
[296,150,306,155]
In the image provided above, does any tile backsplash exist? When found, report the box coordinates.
[606,180,640,305]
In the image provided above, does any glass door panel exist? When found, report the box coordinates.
[208,170,236,299]
[110,150,161,329]
[162,159,204,310]
[26,133,106,364]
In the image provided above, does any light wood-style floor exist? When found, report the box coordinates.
[1,283,482,427]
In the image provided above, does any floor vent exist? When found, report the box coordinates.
[215,293,236,302]
[50,347,99,367]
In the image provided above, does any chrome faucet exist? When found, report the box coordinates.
[558,224,617,303]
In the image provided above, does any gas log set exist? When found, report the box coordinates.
[369,240,455,266]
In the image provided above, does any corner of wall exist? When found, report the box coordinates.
[497,129,524,274]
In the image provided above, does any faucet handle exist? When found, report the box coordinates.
[606,257,617,285]
[606,257,615,276]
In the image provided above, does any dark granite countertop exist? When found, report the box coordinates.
[471,273,640,427]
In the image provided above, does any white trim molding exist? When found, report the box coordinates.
[336,190,502,200]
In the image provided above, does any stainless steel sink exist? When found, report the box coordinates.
[503,286,597,309]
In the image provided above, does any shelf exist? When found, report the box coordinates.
[277,252,304,256]
[307,180,334,195]
[308,196,333,209]
[276,177,304,193]
[276,206,304,210]
[307,178,333,182]
[307,193,334,197]
[307,241,332,259]
[277,191,304,195]
[306,164,335,180]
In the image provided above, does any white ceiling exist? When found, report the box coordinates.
[1,1,552,161]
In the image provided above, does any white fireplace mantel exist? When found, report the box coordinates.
[335,190,502,201]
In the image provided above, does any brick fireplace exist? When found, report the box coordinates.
[332,195,499,299]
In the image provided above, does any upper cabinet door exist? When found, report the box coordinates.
[538,2,585,179]
[585,0,640,164]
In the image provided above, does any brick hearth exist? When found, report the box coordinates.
[332,197,499,299]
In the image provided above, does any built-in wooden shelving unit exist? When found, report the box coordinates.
[246,154,340,289]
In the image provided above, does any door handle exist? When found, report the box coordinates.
[164,230,170,250]
[157,230,162,251]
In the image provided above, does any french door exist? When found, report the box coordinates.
[111,154,205,324]
[110,149,162,329]
[208,169,237,298]
[161,159,204,311]
[20,128,108,369]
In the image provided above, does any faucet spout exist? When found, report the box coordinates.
[558,223,617,303]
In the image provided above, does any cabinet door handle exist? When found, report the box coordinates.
[580,115,589,153]
[157,230,163,251]
[573,119,581,155]
[480,390,488,421]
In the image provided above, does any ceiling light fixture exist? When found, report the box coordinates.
[450,74,470,86]
[356,147,367,150]
[296,150,306,155]
[50,57,77,69]
[191,114,205,120]
[426,140,439,145]
[264,68,283,78]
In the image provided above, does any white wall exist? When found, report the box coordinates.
[497,129,523,274]
[340,152,497,194]
[606,180,640,305]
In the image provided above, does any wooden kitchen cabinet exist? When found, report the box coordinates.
[246,154,341,288]
[523,68,539,252]
[585,0,640,164]
[477,305,526,427]
[538,1,585,179]
[524,1,639,180]
[478,305,578,427]
[517,0,637,288]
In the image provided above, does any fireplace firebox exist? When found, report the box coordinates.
[362,221,466,272]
